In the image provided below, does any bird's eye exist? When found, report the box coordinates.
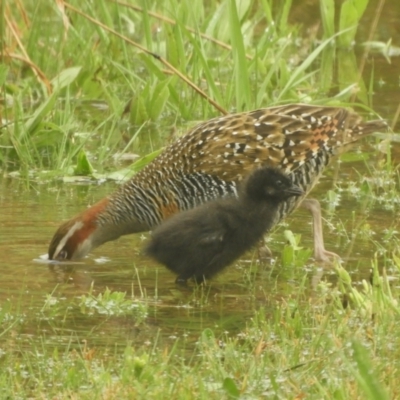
[58,249,68,260]
[275,179,282,186]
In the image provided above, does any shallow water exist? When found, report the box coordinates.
[1,139,399,352]
[1,0,400,353]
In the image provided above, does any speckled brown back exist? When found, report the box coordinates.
[99,104,386,229]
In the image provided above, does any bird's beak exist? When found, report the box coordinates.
[286,184,304,197]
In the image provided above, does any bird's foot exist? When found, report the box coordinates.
[313,247,341,263]
[175,274,206,285]
[175,275,190,285]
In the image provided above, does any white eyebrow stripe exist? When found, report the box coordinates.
[53,221,84,259]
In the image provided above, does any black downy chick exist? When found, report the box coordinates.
[145,167,304,283]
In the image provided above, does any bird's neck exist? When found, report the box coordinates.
[239,196,280,221]
[85,171,239,248]
[75,195,150,254]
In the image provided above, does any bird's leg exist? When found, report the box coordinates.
[300,198,340,262]
[175,273,206,285]
[257,241,272,260]
[193,274,207,285]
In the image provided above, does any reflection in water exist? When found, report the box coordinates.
[1,0,400,353]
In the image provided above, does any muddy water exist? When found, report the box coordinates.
[1,142,398,351]
[1,0,400,352]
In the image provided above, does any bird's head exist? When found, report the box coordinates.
[48,217,97,261]
[48,199,111,261]
[246,167,304,202]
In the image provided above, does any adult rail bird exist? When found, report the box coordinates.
[48,104,386,262]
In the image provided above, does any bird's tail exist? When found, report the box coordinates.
[331,112,388,155]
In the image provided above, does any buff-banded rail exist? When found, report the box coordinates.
[48,104,387,262]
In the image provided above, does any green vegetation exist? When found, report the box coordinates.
[1,0,399,398]
[1,258,400,398]
[1,0,386,179]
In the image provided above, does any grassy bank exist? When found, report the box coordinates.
[1,0,386,178]
[1,259,399,399]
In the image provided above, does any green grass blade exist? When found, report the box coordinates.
[351,340,390,400]
[277,29,351,100]
[339,0,370,47]
[320,0,335,38]
[229,0,251,110]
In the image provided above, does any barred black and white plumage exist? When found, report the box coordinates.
[48,104,387,262]
[100,172,238,227]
